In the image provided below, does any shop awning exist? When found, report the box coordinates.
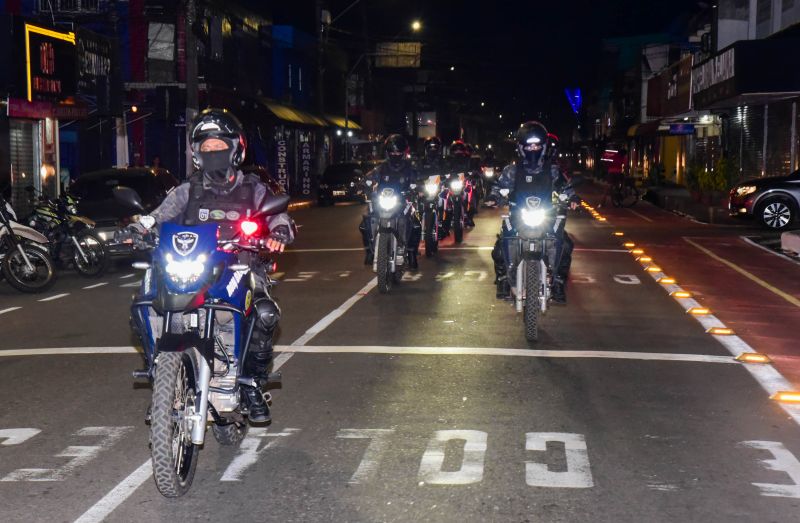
[325,115,362,130]
[262,100,328,127]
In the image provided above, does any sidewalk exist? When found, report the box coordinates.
[576,179,800,388]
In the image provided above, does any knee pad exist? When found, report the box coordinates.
[254,297,281,330]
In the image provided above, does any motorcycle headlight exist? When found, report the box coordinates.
[450,179,464,192]
[521,208,546,227]
[165,253,207,283]
[735,185,757,197]
[425,183,439,197]
[378,189,399,210]
[484,168,495,178]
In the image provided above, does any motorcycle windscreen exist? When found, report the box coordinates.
[156,222,219,294]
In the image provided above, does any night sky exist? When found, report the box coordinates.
[264,0,706,136]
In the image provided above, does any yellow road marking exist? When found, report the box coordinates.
[684,238,800,309]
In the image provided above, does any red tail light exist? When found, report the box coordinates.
[240,220,259,236]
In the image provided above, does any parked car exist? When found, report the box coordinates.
[318,162,367,205]
[729,170,800,230]
[69,167,178,252]
[241,164,286,196]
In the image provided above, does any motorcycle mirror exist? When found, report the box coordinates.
[113,186,145,212]
[255,194,290,217]
[138,215,156,229]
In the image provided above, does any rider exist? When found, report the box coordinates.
[446,140,476,226]
[419,136,445,176]
[129,108,294,423]
[359,134,421,269]
[491,121,578,304]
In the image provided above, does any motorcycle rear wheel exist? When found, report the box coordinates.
[1,244,56,293]
[151,351,200,497]
[377,233,393,294]
[524,261,541,342]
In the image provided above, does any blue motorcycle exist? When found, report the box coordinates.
[114,187,289,497]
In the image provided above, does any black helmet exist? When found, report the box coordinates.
[515,121,548,168]
[190,108,247,190]
[449,140,469,158]
[424,136,443,161]
[546,133,559,160]
[384,134,409,170]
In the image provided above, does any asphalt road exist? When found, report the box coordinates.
[1,199,800,522]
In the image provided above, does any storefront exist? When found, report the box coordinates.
[692,37,800,183]
[0,18,84,214]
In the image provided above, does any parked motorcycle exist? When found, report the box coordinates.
[367,180,413,293]
[504,180,572,341]
[115,186,289,498]
[0,195,56,292]
[25,190,108,276]
[419,175,442,257]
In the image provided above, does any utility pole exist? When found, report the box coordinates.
[315,0,328,175]
[185,0,199,180]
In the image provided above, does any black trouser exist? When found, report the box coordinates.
[244,256,280,380]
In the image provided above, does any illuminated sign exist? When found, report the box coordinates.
[25,23,76,102]
[692,48,735,95]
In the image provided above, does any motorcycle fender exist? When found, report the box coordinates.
[10,222,48,244]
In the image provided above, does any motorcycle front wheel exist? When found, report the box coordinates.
[524,261,541,342]
[1,244,56,293]
[377,233,393,294]
[72,230,108,277]
[424,212,438,257]
[151,351,200,497]
[453,204,464,244]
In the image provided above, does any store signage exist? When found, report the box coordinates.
[299,141,313,197]
[276,139,289,193]
[25,24,77,102]
[76,29,115,113]
[669,123,695,135]
[692,48,735,95]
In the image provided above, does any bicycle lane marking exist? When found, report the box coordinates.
[72,276,378,523]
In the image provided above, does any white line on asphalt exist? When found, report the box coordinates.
[120,281,142,288]
[287,247,364,253]
[119,273,135,279]
[72,277,379,522]
[274,345,737,364]
[741,236,800,267]
[573,248,628,253]
[438,246,493,251]
[626,208,654,222]
[83,282,108,290]
[0,307,21,315]
[38,293,69,302]
[0,347,139,357]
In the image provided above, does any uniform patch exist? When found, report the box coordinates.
[210,210,226,220]
[526,176,533,183]
[226,210,241,221]
[245,289,252,311]
[198,208,209,221]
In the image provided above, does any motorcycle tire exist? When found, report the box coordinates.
[424,213,438,257]
[151,351,200,497]
[377,233,392,294]
[212,421,248,446]
[72,230,108,277]
[1,244,57,293]
[524,261,541,342]
[453,205,464,244]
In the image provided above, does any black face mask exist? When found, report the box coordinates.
[199,150,232,182]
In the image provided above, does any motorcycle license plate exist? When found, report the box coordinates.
[333,190,346,196]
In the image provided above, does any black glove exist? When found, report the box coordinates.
[266,225,290,253]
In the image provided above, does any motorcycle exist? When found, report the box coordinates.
[441,173,467,243]
[503,180,572,342]
[0,195,56,292]
[419,175,442,257]
[114,187,289,497]
[367,180,413,293]
[25,190,108,277]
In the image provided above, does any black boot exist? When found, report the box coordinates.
[552,279,567,305]
[364,249,374,265]
[243,386,271,423]
[496,276,510,299]
[408,251,419,270]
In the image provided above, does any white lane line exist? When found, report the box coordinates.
[72,277,378,522]
[626,208,654,222]
[38,293,69,302]
[287,247,364,253]
[0,307,21,315]
[83,282,108,290]
[120,281,142,288]
[573,248,628,253]
[741,236,800,267]
[119,273,135,279]
[274,345,737,364]
[438,246,493,251]
[0,346,139,357]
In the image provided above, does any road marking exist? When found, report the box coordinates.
[573,248,628,253]
[0,307,21,315]
[82,282,108,290]
[119,280,142,288]
[613,274,641,285]
[74,278,378,521]
[741,235,800,267]
[0,428,41,446]
[626,208,653,222]
[275,345,737,364]
[337,429,395,484]
[569,273,596,284]
[2,426,133,482]
[526,433,593,488]
[283,271,319,282]
[684,237,800,309]
[287,247,364,253]
[741,441,800,498]
[119,273,135,279]
[0,346,139,357]
[419,430,487,485]
[220,428,300,481]
[38,293,68,302]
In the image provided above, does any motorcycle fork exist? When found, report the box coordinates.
[15,243,35,271]
[71,235,89,264]
[515,261,525,313]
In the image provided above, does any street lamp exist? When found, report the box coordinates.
[450,65,455,71]
[481,102,485,107]
[411,20,422,32]
[499,114,503,119]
